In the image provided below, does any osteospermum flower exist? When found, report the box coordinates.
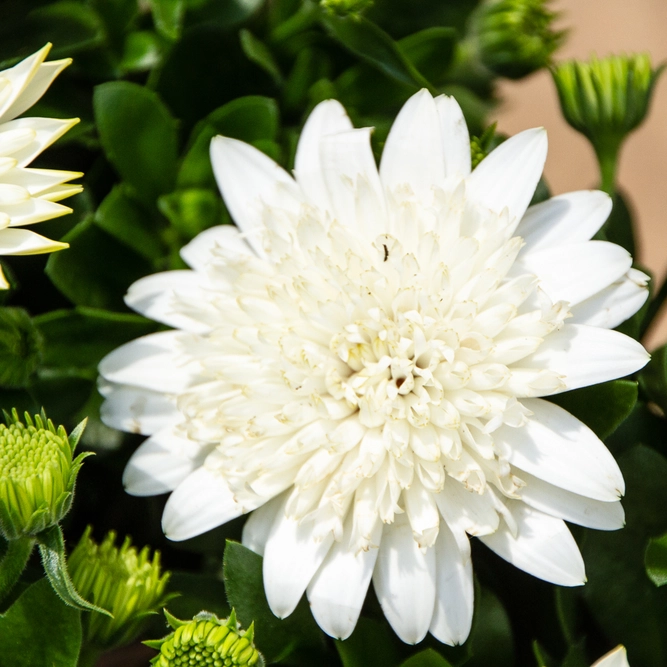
[0,44,82,287]
[592,646,629,667]
[99,90,649,645]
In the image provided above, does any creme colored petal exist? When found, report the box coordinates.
[499,398,625,502]
[591,646,630,667]
[210,136,305,256]
[569,268,649,329]
[379,89,446,200]
[434,94,471,182]
[1,167,82,196]
[0,228,67,255]
[180,224,254,270]
[435,480,500,537]
[480,501,586,586]
[0,117,79,167]
[372,515,437,644]
[429,521,474,646]
[466,127,547,226]
[242,494,285,557]
[263,507,335,619]
[515,241,632,306]
[0,44,51,122]
[123,426,210,496]
[294,98,353,212]
[162,467,248,541]
[99,330,204,394]
[520,324,650,392]
[1,198,73,226]
[517,190,612,251]
[519,471,625,530]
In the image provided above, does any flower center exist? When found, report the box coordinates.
[0,423,62,483]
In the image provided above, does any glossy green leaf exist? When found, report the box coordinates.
[399,27,456,87]
[548,380,638,441]
[0,578,82,667]
[150,0,184,40]
[158,189,225,241]
[120,31,163,73]
[639,345,667,413]
[94,82,178,205]
[240,30,283,85]
[465,587,513,667]
[0,308,42,388]
[336,618,399,667]
[646,532,667,587]
[400,649,454,667]
[222,540,322,663]
[185,0,265,29]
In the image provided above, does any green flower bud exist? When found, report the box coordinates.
[0,410,89,540]
[69,527,171,650]
[147,610,263,667]
[470,122,503,169]
[477,0,565,79]
[320,0,373,17]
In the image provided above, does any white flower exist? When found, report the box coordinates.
[592,646,629,667]
[0,44,82,287]
[99,90,650,645]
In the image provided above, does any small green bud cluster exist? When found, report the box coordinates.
[470,122,501,169]
[477,0,565,79]
[148,610,262,667]
[69,527,171,649]
[320,0,373,17]
[0,410,88,540]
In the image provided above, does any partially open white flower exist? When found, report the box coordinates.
[592,645,630,667]
[99,89,649,645]
[0,44,82,287]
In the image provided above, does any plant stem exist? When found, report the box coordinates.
[0,536,35,604]
[77,643,103,667]
[597,144,620,196]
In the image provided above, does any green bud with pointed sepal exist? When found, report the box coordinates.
[147,609,264,667]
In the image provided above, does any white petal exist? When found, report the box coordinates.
[0,117,79,167]
[592,646,630,667]
[379,89,446,200]
[263,507,334,619]
[0,45,50,122]
[570,268,649,329]
[122,426,209,496]
[520,324,650,392]
[162,467,249,541]
[435,481,500,537]
[372,514,436,644]
[519,471,625,530]
[1,198,72,227]
[210,136,305,256]
[429,522,473,646]
[307,522,379,640]
[466,128,547,225]
[99,331,203,394]
[180,224,254,270]
[480,502,586,586]
[499,398,624,502]
[0,228,67,255]
[242,495,284,557]
[434,94,471,183]
[294,99,353,213]
[4,59,71,120]
[99,382,182,436]
[517,190,612,251]
[515,241,631,306]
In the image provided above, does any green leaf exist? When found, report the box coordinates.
[399,27,456,87]
[240,30,283,85]
[165,572,230,619]
[94,82,178,205]
[223,541,322,663]
[322,13,434,90]
[185,0,265,29]
[598,190,636,256]
[150,0,185,40]
[0,578,82,667]
[158,189,225,241]
[120,31,163,74]
[465,587,513,667]
[400,648,454,667]
[336,618,399,667]
[0,308,42,388]
[33,307,158,371]
[37,525,112,616]
[45,216,152,311]
[639,344,667,413]
[646,532,667,587]
[548,380,638,441]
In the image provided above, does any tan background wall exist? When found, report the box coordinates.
[493,0,667,348]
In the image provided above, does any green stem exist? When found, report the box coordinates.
[596,144,620,196]
[0,537,35,604]
[77,643,103,667]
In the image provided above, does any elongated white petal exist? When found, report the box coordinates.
[435,481,500,536]
[1,198,72,226]
[123,426,209,496]
[263,508,334,619]
[517,190,612,251]
[380,89,446,200]
[0,44,50,122]
[372,515,437,644]
[242,495,284,557]
[519,324,650,391]
[429,521,473,646]
[210,136,305,256]
[1,167,82,196]
[519,471,625,530]
[592,646,630,667]
[0,117,79,167]
[467,128,547,225]
[480,502,586,586]
[0,228,67,255]
[500,398,624,501]
[180,224,254,269]
[434,94,471,183]
[515,241,631,306]
[570,268,649,329]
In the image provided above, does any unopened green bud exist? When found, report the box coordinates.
[320,0,372,17]
[147,610,263,667]
[470,122,503,169]
[0,410,89,540]
[69,527,171,649]
[477,0,565,79]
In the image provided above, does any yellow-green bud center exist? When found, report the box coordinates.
[0,422,65,483]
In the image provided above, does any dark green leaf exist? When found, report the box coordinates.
[560,640,589,667]
[94,82,178,205]
[0,578,82,667]
[158,189,225,241]
[31,376,93,426]
[336,618,399,667]
[639,345,667,414]
[548,380,638,441]
[165,572,230,619]
[465,587,513,667]
[400,648,453,667]
[45,216,152,311]
[185,0,265,29]
[598,191,636,256]
[399,28,456,87]
[0,308,42,388]
[223,540,322,663]
[240,30,283,85]
[532,640,557,667]
[646,532,667,587]
[150,0,185,40]
[120,31,163,73]
[322,14,433,90]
